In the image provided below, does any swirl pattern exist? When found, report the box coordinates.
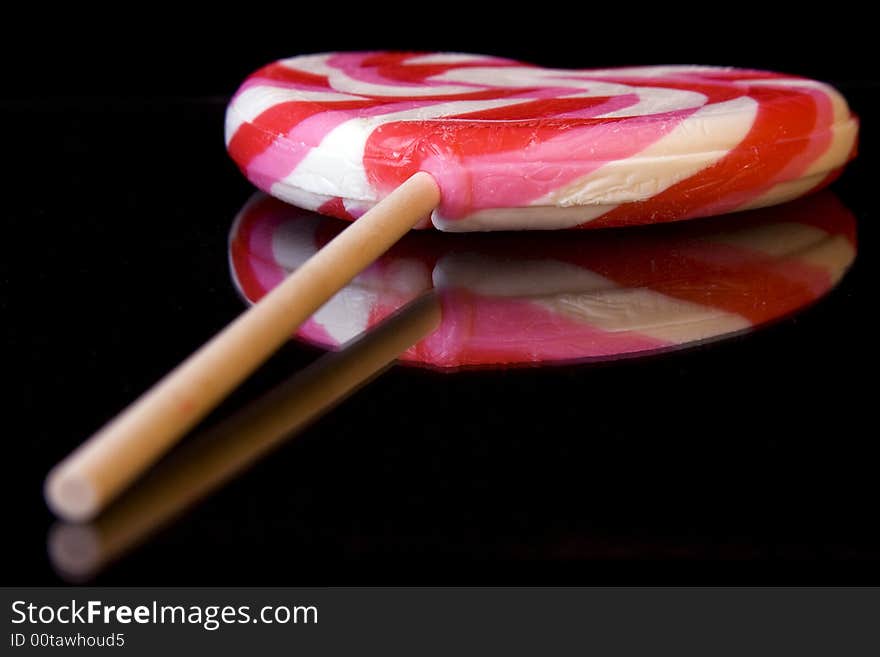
[226,52,858,231]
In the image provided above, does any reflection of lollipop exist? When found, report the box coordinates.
[231,192,856,368]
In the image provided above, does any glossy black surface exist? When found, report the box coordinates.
[4,31,878,584]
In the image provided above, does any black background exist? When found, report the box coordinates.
[3,7,877,99]
[3,9,878,585]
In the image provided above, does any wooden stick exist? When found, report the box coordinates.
[48,293,441,581]
[45,172,441,522]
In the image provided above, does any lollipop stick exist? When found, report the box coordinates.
[49,293,441,580]
[45,171,441,522]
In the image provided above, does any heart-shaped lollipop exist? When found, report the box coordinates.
[227,52,858,231]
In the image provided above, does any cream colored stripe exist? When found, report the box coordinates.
[539,290,751,345]
[434,254,750,345]
[539,97,758,208]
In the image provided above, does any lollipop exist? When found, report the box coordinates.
[45,52,859,522]
[231,192,856,368]
[226,52,858,231]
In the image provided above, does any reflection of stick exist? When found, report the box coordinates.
[48,294,441,582]
[46,172,440,522]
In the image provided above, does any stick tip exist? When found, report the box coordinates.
[44,466,99,522]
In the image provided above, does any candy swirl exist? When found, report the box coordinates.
[226,52,858,231]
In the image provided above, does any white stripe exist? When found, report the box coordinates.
[434,64,731,84]
[405,53,502,65]
[574,65,736,77]
[541,289,750,343]
[271,214,323,269]
[266,184,333,213]
[277,53,338,76]
[432,67,707,115]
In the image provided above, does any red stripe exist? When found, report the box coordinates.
[227,100,376,170]
[253,62,330,87]
[447,96,623,121]
[316,197,354,221]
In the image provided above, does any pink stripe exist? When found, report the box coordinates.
[411,292,671,367]
[245,111,352,187]
[423,109,700,217]
[328,52,460,91]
